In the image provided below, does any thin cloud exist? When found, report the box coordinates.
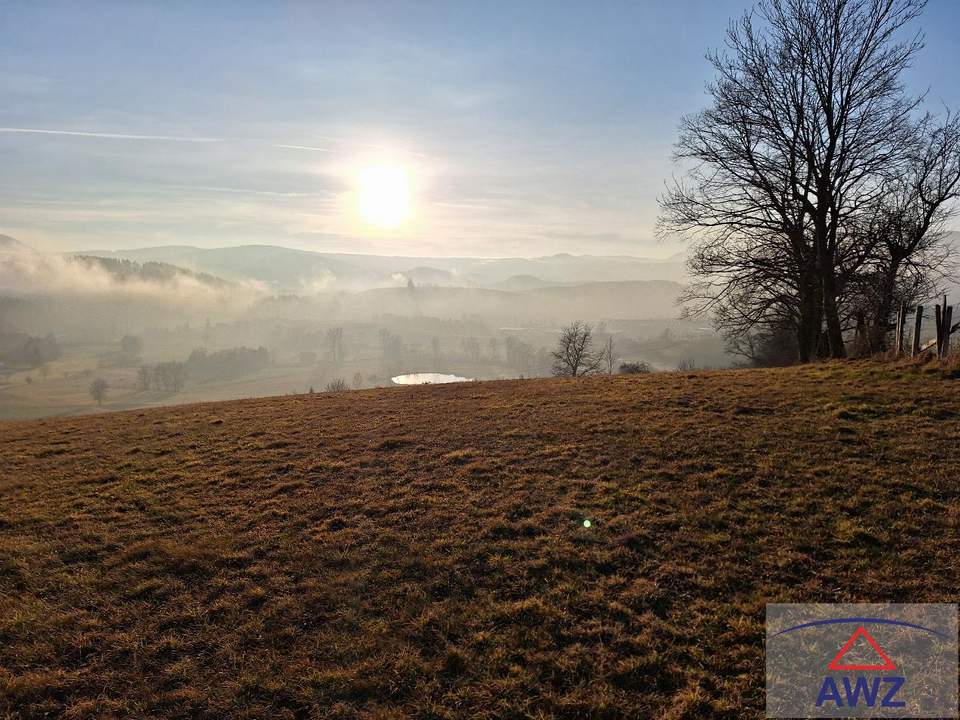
[276,141,429,159]
[172,185,325,198]
[2,128,431,159]
[273,143,334,153]
[0,127,223,142]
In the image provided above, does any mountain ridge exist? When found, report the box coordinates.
[72,243,689,292]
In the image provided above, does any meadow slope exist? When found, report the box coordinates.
[2,362,960,718]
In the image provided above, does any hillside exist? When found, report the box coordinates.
[3,362,960,717]
[0,235,32,252]
[78,244,688,291]
[345,280,682,323]
[70,255,233,291]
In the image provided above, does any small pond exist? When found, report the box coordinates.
[391,373,473,385]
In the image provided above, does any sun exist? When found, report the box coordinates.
[356,164,412,229]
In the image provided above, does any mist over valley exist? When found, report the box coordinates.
[0,237,723,419]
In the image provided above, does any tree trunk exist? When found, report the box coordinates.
[822,273,846,358]
[869,259,901,352]
[795,260,822,363]
[870,292,895,353]
[815,218,845,359]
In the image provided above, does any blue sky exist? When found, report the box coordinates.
[2,0,959,257]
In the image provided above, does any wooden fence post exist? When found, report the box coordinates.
[943,295,949,356]
[893,306,901,356]
[912,305,923,356]
[944,306,954,358]
[895,302,906,356]
[936,304,944,357]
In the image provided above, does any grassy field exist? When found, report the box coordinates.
[2,360,959,718]
[0,346,528,421]
[0,351,331,422]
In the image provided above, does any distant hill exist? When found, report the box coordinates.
[394,266,458,286]
[74,245,368,293]
[70,255,232,290]
[79,244,689,292]
[523,280,682,319]
[455,253,688,286]
[0,234,32,252]
[240,279,683,325]
[492,274,557,291]
[329,279,683,323]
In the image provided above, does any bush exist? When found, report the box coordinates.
[185,346,269,381]
[619,361,653,375]
[325,378,348,392]
[89,378,108,406]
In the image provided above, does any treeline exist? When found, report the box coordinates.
[503,336,551,376]
[136,346,271,392]
[660,0,960,364]
[137,362,187,392]
[98,335,143,368]
[0,334,61,368]
[70,255,230,289]
[374,329,553,377]
[184,346,270,382]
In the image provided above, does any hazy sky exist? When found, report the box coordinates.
[2,1,959,258]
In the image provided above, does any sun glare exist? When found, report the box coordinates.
[356,164,412,229]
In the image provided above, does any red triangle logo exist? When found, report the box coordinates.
[827,626,897,671]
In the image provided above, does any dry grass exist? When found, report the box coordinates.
[2,359,960,718]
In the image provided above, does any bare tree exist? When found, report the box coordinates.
[89,378,108,406]
[660,0,820,359]
[852,113,960,350]
[120,334,143,357]
[136,365,152,391]
[551,322,605,377]
[462,337,481,363]
[605,336,615,374]
[660,0,954,362]
[152,361,187,393]
[379,330,404,375]
[326,327,344,367]
[168,362,187,392]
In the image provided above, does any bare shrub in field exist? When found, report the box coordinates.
[325,378,348,392]
[88,377,108,406]
[551,321,604,377]
[619,361,653,375]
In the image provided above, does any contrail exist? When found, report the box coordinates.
[273,143,334,153]
[171,184,324,198]
[0,127,223,142]
[276,141,428,158]
[2,127,429,157]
